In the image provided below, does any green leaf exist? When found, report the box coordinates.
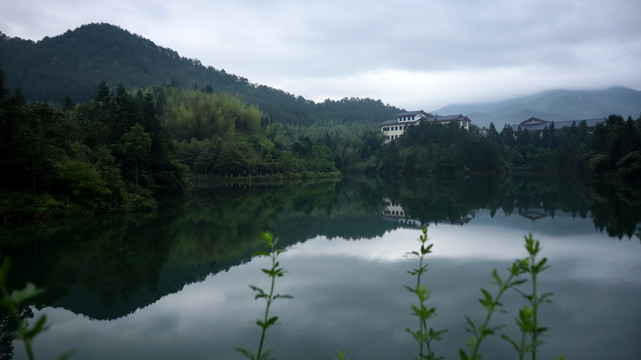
[421,244,433,255]
[236,347,256,360]
[273,293,293,300]
[10,283,45,304]
[536,326,549,335]
[24,315,48,340]
[540,291,555,303]
[428,327,448,340]
[260,348,277,360]
[509,278,527,288]
[464,316,477,333]
[464,334,477,347]
[403,285,416,293]
[459,349,470,360]
[479,288,493,307]
[501,334,520,353]
[490,269,502,287]
[261,268,275,276]
[533,257,549,274]
[405,328,421,341]
[249,285,266,298]
[266,316,279,327]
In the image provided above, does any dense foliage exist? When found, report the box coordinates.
[2,59,640,223]
[369,114,641,183]
[0,73,187,221]
[2,20,640,222]
[154,87,339,176]
[0,72,359,221]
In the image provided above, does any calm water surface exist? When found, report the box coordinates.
[2,176,640,359]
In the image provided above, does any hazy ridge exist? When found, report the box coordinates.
[1,22,639,128]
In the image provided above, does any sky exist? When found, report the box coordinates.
[1,0,640,110]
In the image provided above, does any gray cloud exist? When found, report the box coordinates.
[1,0,640,109]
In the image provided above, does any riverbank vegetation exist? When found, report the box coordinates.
[1,66,640,222]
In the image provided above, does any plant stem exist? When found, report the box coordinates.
[256,251,277,360]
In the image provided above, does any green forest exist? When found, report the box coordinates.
[1,64,640,222]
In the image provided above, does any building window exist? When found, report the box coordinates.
[383,127,389,131]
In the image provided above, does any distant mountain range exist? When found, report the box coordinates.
[434,87,641,128]
[1,22,639,129]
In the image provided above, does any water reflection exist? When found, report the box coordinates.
[1,175,640,359]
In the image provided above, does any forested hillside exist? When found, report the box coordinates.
[0,74,373,221]
[0,23,401,128]
[2,23,640,224]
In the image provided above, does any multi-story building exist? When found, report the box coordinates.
[379,110,472,143]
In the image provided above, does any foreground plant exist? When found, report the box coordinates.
[459,255,528,360]
[502,234,555,360]
[405,226,447,360]
[0,255,73,360]
[237,232,292,360]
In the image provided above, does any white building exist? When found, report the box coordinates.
[380,110,472,143]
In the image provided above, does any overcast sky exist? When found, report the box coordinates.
[1,0,640,110]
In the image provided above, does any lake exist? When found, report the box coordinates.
[1,175,640,360]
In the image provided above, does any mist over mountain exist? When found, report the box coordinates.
[1,22,639,129]
[434,87,641,128]
[0,23,401,126]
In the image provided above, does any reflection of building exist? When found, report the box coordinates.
[382,198,422,228]
[379,110,472,144]
[383,198,406,218]
[518,208,549,221]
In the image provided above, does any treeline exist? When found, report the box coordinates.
[160,87,338,176]
[0,72,188,221]
[2,61,640,222]
[0,73,353,221]
[371,115,641,182]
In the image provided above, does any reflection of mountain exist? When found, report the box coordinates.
[53,258,257,320]
[0,179,397,320]
[1,174,639,321]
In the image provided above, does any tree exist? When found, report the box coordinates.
[121,123,151,186]
[488,122,498,138]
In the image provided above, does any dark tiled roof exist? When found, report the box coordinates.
[380,119,400,126]
[512,117,606,132]
[434,114,469,122]
[397,110,426,117]
[380,113,471,127]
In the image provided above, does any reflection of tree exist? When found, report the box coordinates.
[1,174,639,324]
[590,182,641,240]
[386,173,509,225]
[0,179,388,320]
[0,309,15,360]
[380,172,639,238]
[0,307,35,360]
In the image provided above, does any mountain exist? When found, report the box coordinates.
[2,23,638,130]
[434,87,641,128]
[0,23,400,126]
